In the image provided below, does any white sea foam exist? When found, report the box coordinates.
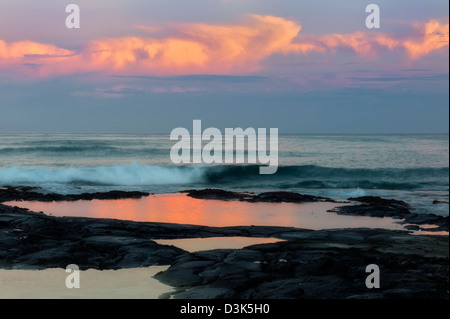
[0,162,205,186]
[348,188,367,197]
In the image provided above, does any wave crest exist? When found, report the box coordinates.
[0,163,447,190]
[0,163,205,186]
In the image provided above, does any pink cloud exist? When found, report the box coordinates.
[403,20,449,59]
[0,16,448,78]
[319,20,449,59]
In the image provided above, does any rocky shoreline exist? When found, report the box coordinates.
[182,189,449,232]
[182,188,336,203]
[0,186,150,202]
[330,196,449,232]
[0,187,448,299]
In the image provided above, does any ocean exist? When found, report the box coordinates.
[0,133,448,217]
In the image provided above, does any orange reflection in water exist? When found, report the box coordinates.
[5,194,407,231]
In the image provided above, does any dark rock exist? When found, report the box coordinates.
[156,230,449,299]
[181,189,250,201]
[348,196,409,208]
[249,191,334,203]
[1,192,448,299]
[183,189,334,203]
[0,204,188,269]
[0,186,150,203]
[329,196,449,232]
[0,203,306,269]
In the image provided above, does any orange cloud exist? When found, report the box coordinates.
[87,37,210,74]
[319,32,399,56]
[0,16,448,78]
[0,15,308,77]
[85,14,305,75]
[403,20,449,59]
[0,39,76,77]
[0,40,74,59]
[319,20,448,59]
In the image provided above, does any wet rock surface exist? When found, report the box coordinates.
[0,204,184,269]
[0,202,301,270]
[184,190,448,232]
[155,228,448,299]
[183,189,335,203]
[0,186,150,203]
[0,187,448,299]
[329,196,449,232]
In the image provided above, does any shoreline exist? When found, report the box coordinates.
[0,187,448,298]
[3,196,408,233]
[1,186,448,231]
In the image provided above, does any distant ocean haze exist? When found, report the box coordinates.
[0,133,448,216]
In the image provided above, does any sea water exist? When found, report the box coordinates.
[0,133,448,217]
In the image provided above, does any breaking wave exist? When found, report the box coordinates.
[0,163,447,190]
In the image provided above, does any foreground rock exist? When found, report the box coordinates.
[0,203,300,270]
[156,228,448,299]
[0,204,182,269]
[329,196,449,232]
[1,203,448,299]
[1,188,448,298]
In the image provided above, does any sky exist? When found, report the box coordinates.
[0,0,448,133]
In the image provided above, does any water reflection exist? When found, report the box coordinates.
[6,193,405,230]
